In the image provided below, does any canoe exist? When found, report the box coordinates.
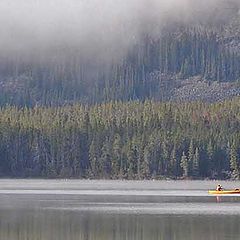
[208,189,240,195]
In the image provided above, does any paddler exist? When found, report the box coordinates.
[216,184,223,191]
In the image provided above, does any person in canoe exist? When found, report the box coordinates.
[216,184,223,191]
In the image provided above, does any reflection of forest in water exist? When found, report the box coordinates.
[0,180,240,240]
[0,209,240,240]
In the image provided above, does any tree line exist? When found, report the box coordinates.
[0,98,239,179]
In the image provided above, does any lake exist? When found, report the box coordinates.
[0,180,240,240]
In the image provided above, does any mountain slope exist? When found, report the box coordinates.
[0,2,239,106]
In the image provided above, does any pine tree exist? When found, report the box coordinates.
[229,141,239,180]
[169,145,177,177]
[162,140,169,175]
[127,139,139,179]
[192,147,200,178]
[112,134,122,178]
[207,140,214,177]
[88,137,100,178]
[99,139,112,179]
[188,140,194,176]
[141,145,151,179]
[180,151,189,178]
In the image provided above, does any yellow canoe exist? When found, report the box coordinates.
[208,189,240,194]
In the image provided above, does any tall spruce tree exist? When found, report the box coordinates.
[180,151,189,178]
[229,141,239,180]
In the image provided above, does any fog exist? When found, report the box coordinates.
[0,0,239,61]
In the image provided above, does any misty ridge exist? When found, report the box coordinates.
[0,0,239,106]
[0,0,239,62]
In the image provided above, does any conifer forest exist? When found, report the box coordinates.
[0,0,239,179]
[0,100,239,179]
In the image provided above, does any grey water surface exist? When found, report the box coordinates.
[0,180,240,240]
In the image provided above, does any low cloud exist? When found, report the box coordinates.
[0,0,238,62]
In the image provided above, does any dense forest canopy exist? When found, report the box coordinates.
[0,99,239,179]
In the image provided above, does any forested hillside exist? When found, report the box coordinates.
[0,3,239,106]
[0,99,239,179]
[0,1,239,179]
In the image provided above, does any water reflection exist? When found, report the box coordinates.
[0,208,240,240]
[0,179,240,240]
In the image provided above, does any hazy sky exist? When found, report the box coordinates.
[0,0,239,61]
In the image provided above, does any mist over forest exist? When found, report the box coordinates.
[0,0,239,105]
[0,0,239,60]
[0,1,239,179]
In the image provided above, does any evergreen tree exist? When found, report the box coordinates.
[188,140,194,176]
[192,147,200,178]
[229,141,239,180]
[207,140,214,177]
[169,145,177,177]
[99,139,112,179]
[88,137,100,178]
[112,134,122,178]
[180,151,189,178]
[141,145,151,179]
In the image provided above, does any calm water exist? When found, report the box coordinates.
[0,180,240,240]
